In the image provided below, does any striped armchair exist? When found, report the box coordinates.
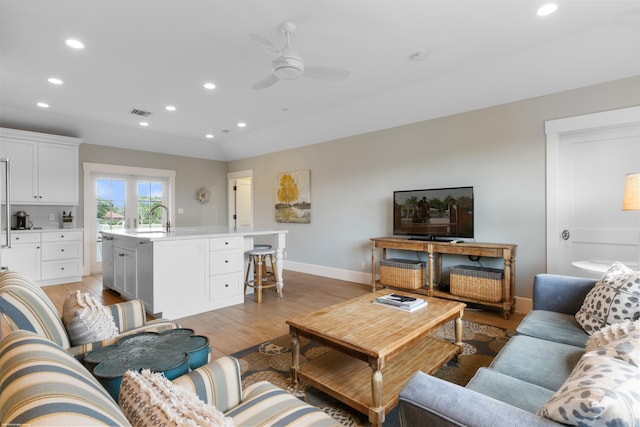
[1,330,340,426]
[0,270,178,357]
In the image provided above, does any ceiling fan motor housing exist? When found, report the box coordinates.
[272,56,304,80]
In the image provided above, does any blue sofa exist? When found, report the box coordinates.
[398,274,598,426]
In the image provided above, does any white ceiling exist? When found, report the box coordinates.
[1,1,640,161]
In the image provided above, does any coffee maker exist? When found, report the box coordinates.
[15,210,31,229]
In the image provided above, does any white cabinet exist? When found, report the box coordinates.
[1,232,41,280]
[99,233,246,318]
[40,230,83,285]
[0,128,82,205]
[3,230,83,286]
[208,236,244,308]
[113,238,137,300]
[101,234,115,289]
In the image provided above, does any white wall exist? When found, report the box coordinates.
[228,75,640,299]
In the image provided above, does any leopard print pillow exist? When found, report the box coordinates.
[575,262,640,335]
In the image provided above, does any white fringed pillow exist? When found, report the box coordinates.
[575,262,640,335]
[119,369,234,427]
[585,319,640,352]
[62,290,118,346]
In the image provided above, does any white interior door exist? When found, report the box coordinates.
[228,170,253,229]
[546,106,640,278]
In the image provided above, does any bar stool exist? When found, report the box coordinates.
[244,246,281,303]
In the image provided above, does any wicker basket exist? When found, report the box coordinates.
[379,258,425,289]
[450,265,503,302]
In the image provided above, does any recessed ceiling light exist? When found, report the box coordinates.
[48,77,63,85]
[203,82,216,90]
[139,122,149,127]
[537,3,558,16]
[65,39,85,49]
[237,122,246,128]
[36,102,50,108]
[165,105,176,111]
[205,134,214,139]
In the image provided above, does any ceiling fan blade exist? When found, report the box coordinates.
[252,74,280,90]
[304,66,350,81]
[250,34,280,55]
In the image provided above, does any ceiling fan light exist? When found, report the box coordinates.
[274,66,302,80]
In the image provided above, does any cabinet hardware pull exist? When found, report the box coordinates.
[225,241,229,245]
[225,260,229,263]
[61,249,64,252]
[225,284,229,287]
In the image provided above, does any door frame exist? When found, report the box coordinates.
[227,169,253,229]
[545,105,640,274]
[82,162,176,275]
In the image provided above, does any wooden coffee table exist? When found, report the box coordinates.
[286,290,465,427]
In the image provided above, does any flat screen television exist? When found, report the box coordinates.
[393,186,474,240]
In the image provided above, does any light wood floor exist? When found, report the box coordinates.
[41,271,524,359]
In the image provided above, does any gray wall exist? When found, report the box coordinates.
[229,75,640,299]
[78,144,228,227]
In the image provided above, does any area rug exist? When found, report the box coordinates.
[230,319,513,427]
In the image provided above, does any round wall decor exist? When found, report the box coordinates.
[195,187,210,204]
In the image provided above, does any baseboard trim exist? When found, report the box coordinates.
[284,260,532,314]
[284,260,372,285]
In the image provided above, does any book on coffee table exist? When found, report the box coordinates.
[374,294,427,312]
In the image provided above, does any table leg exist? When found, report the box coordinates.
[454,310,464,361]
[369,358,385,427]
[290,326,300,389]
[275,233,285,294]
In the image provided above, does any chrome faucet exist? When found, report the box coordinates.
[149,204,171,231]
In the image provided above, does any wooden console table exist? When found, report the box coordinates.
[370,237,517,318]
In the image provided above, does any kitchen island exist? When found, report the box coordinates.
[101,227,287,319]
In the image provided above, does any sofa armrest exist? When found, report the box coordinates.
[172,356,243,413]
[107,299,148,332]
[532,274,597,314]
[399,372,558,427]
[0,330,131,427]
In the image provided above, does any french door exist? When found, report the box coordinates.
[83,163,176,275]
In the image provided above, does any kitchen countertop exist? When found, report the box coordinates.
[9,228,84,233]
[100,226,289,241]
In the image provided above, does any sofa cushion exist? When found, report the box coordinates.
[62,290,119,346]
[466,368,555,414]
[225,381,340,426]
[119,369,234,427]
[517,310,589,347]
[489,335,584,391]
[0,330,130,426]
[538,353,640,426]
[575,262,640,334]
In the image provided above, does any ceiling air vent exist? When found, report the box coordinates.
[130,108,152,117]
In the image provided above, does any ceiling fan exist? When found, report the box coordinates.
[251,22,350,90]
